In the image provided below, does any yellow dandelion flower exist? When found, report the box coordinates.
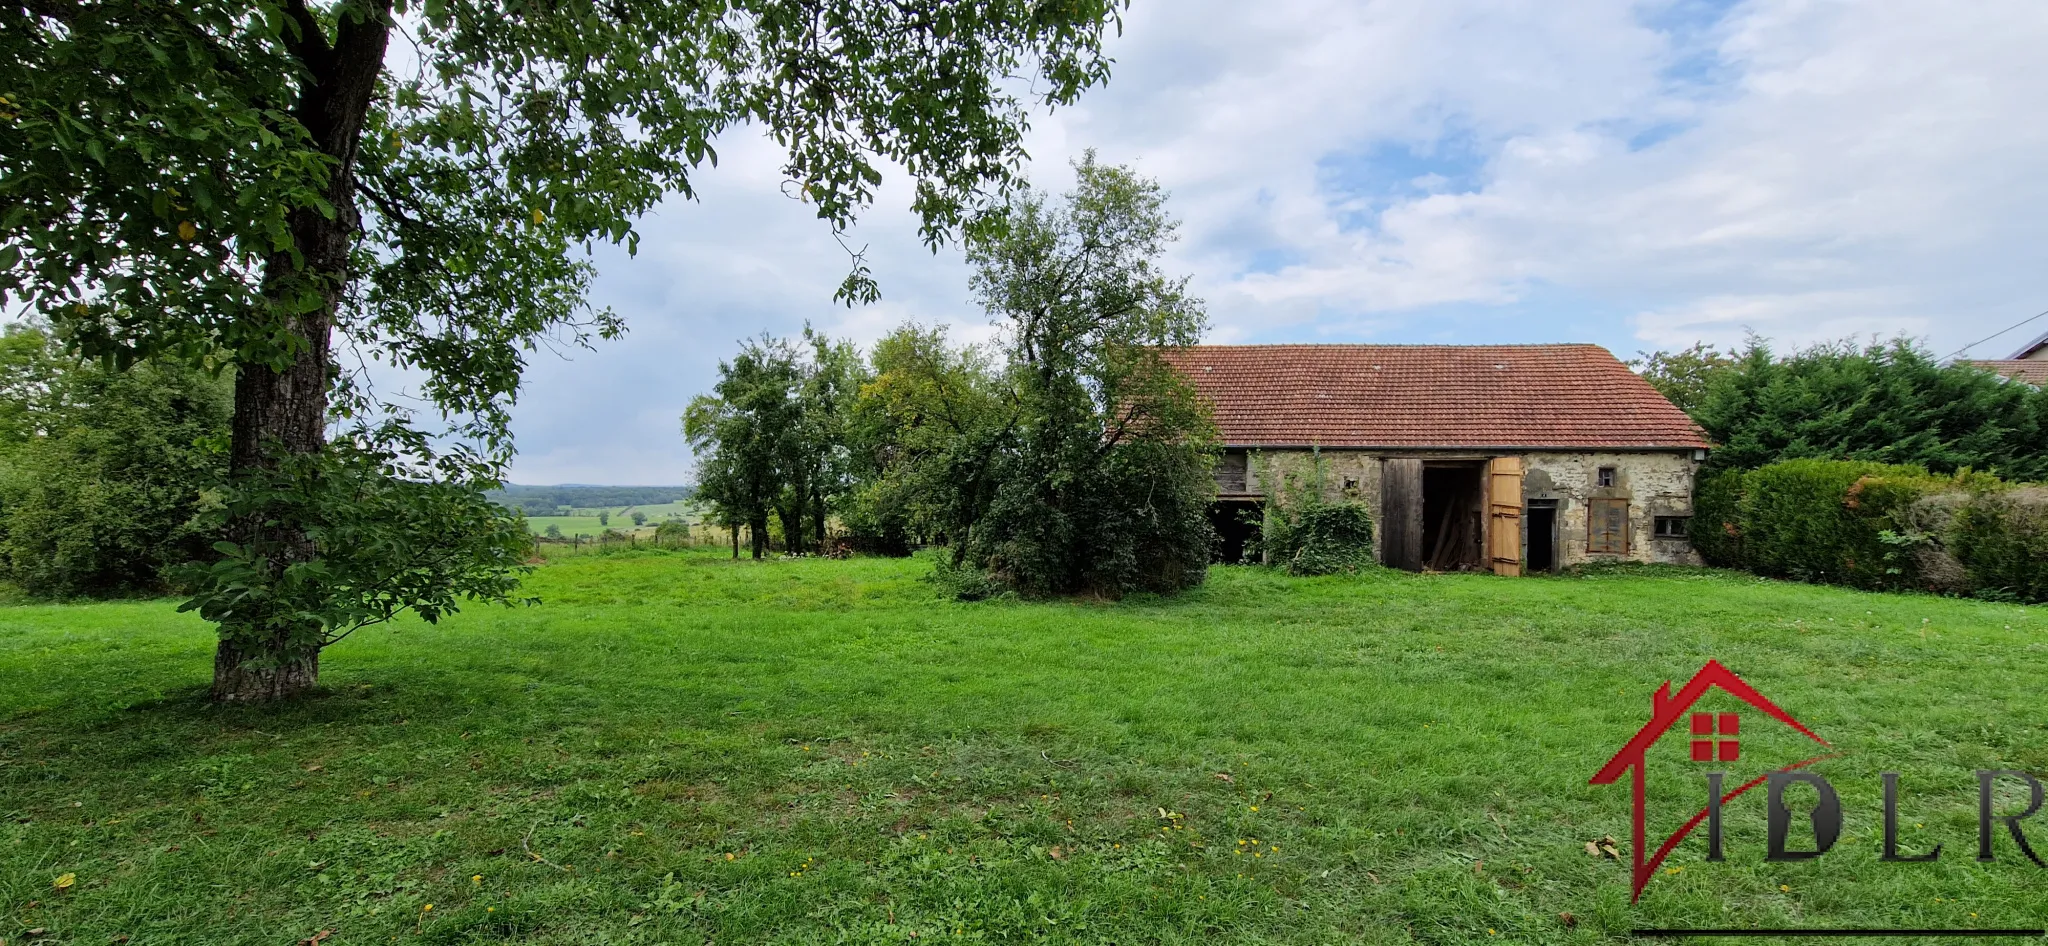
[472,874,482,884]
[1250,806,1259,812]
[424,903,434,911]
[1779,885,1790,892]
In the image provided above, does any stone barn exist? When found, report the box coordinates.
[1163,344,1712,574]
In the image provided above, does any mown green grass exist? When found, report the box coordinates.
[2,552,2044,944]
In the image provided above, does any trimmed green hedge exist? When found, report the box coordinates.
[1952,488,2048,602]
[1695,459,2045,601]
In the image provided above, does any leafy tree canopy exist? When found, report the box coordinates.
[1629,341,1740,416]
[686,328,863,558]
[0,0,1124,699]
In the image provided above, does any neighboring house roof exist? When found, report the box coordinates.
[1969,360,2048,386]
[2006,328,2048,360]
[1161,344,1712,450]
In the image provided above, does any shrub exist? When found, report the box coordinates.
[923,551,1010,601]
[0,328,231,596]
[837,480,917,556]
[1951,488,2048,602]
[1265,501,1375,576]
[653,520,691,545]
[1249,450,1375,576]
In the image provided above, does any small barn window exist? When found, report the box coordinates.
[1654,516,1690,538]
[1596,466,1617,488]
[1588,498,1629,553]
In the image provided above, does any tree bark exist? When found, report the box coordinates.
[778,501,802,555]
[213,1,391,702]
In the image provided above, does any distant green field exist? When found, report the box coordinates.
[521,500,702,538]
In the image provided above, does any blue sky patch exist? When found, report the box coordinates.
[1316,132,1491,232]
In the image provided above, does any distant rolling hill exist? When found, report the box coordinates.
[487,484,694,517]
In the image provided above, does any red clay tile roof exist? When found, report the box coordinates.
[1161,344,1711,450]
[1966,360,2048,386]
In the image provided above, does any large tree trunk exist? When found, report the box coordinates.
[778,501,803,556]
[212,2,391,703]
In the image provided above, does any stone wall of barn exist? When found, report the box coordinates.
[1236,447,1701,569]
[1520,450,1701,567]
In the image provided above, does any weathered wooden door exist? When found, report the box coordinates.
[1485,456,1523,577]
[1588,498,1630,554]
[1380,458,1424,571]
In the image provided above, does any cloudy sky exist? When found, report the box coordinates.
[502,0,2048,485]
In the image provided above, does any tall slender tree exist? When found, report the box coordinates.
[0,0,1124,699]
[843,156,1216,596]
[960,154,1216,596]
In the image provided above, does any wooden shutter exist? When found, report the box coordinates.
[1380,458,1423,571]
[1486,457,1523,576]
[1216,451,1248,494]
[1588,498,1630,554]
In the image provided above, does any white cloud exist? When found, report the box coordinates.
[504,0,2048,483]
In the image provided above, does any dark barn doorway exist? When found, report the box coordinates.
[1524,499,1558,572]
[1420,462,1485,570]
[1211,500,1262,564]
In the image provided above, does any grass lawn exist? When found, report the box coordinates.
[2,552,2045,944]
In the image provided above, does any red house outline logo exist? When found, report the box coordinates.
[1589,659,1837,900]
